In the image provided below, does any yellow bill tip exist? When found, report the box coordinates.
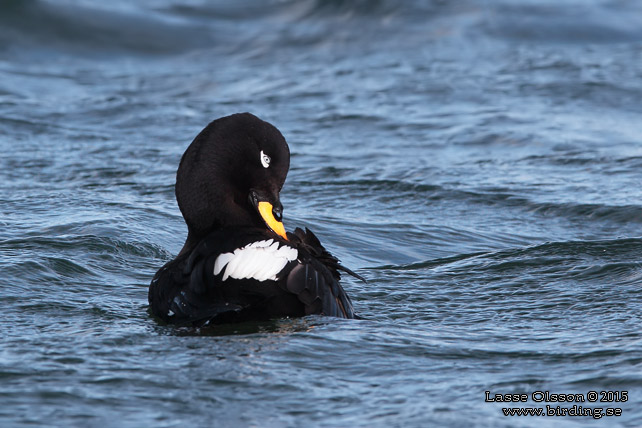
[257,201,287,240]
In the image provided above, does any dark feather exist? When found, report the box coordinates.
[284,228,358,318]
[149,226,359,325]
[289,227,366,282]
[148,114,361,325]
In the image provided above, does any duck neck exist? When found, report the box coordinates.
[177,230,201,258]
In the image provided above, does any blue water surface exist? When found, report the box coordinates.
[1,1,642,427]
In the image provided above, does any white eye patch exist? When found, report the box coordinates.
[260,150,271,168]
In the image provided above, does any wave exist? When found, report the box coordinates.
[2,0,640,61]
[483,1,642,44]
[376,237,642,280]
[0,0,214,57]
[292,177,642,225]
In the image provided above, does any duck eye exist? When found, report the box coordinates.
[260,151,271,168]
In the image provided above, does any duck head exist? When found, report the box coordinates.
[175,113,290,254]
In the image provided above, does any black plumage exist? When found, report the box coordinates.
[148,113,360,325]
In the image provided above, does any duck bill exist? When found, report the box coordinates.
[257,201,288,240]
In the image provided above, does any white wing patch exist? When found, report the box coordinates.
[213,239,298,282]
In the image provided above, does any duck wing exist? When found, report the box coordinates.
[284,227,360,319]
[148,253,247,326]
[149,228,302,326]
[149,227,360,325]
